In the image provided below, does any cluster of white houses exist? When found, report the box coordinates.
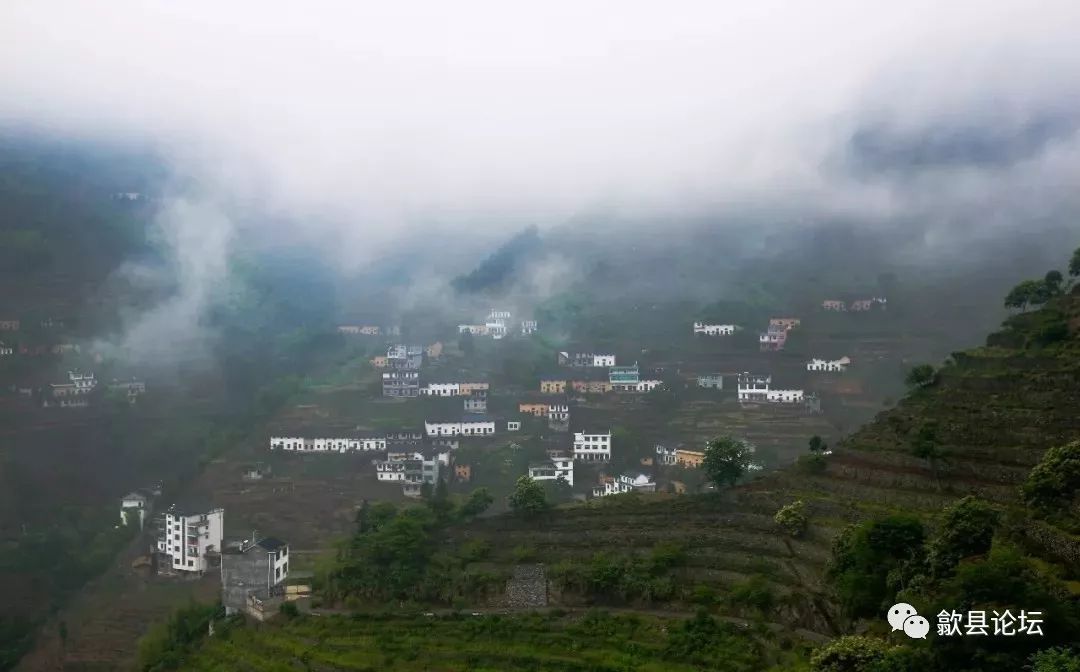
[540,363,663,395]
[557,350,617,367]
[375,452,443,497]
[822,297,887,312]
[528,453,575,487]
[736,373,804,404]
[806,356,851,372]
[592,472,656,498]
[458,309,537,340]
[693,323,738,336]
[573,431,613,462]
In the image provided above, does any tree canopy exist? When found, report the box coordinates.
[702,436,754,488]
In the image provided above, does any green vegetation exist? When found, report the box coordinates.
[702,436,754,488]
[508,476,549,516]
[1021,441,1080,529]
[137,602,224,672]
[774,500,809,538]
[179,610,790,672]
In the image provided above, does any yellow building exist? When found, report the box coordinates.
[540,378,567,394]
[459,381,490,396]
[675,449,705,468]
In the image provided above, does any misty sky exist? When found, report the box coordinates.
[3,1,1080,259]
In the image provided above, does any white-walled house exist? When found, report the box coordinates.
[693,323,737,336]
[547,402,570,422]
[592,473,656,497]
[528,454,574,487]
[521,320,538,335]
[766,389,804,403]
[737,373,771,402]
[697,374,723,389]
[807,356,851,372]
[655,444,678,466]
[458,324,489,336]
[573,431,612,462]
[421,382,461,397]
[269,435,387,452]
[120,491,150,527]
[507,420,522,432]
[157,506,224,574]
[592,354,616,367]
[424,417,496,437]
[634,380,664,393]
[0,341,12,356]
[821,300,846,312]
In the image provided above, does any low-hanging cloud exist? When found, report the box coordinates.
[3,0,1080,264]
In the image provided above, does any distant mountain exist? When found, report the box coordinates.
[451,225,543,294]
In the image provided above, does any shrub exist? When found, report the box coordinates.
[774,500,808,538]
[728,575,775,612]
[926,496,998,577]
[797,453,827,474]
[1022,441,1080,514]
[810,636,891,672]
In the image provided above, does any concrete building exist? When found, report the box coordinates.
[573,431,612,462]
[675,449,705,468]
[528,453,574,487]
[458,382,490,396]
[382,370,420,397]
[557,351,614,368]
[693,323,737,335]
[424,417,496,437]
[769,318,801,330]
[507,420,522,432]
[521,320,538,335]
[807,356,851,372]
[221,537,290,616]
[0,320,19,331]
[822,300,846,311]
[546,401,570,422]
[697,374,724,389]
[421,382,461,397]
[737,373,771,402]
[463,391,488,414]
[609,364,639,385]
[759,325,788,351]
[519,401,550,417]
[120,490,150,527]
[766,389,804,403]
[850,297,886,311]
[387,345,423,370]
[338,325,380,335]
[157,505,224,574]
[655,444,678,466]
[0,341,12,356]
[592,472,656,497]
[540,377,567,394]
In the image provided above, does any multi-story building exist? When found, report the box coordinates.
[337,325,381,335]
[528,453,574,487]
[759,325,788,351]
[766,389,805,403]
[655,444,679,466]
[424,417,496,437]
[120,490,150,527]
[421,382,460,397]
[540,377,567,394]
[387,345,423,370]
[557,351,615,368]
[519,401,550,417]
[0,320,19,331]
[807,357,851,372]
[458,324,489,336]
[382,370,420,397]
[222,537,290,615]
[458,382,490,396]
[463,392,488,414]
[697,374,724,389]
[737,373,771,401]
[573,431,612,462]
[693,323,737,335]
[609,364,639,385]
[821,300,846,312]
[675,449,705,468]
[157,505,224,573]
[769,318,801,330]
[485,310,512,340]
[521,320,538,335]
[0,341,13,356]
[547,401,570,422]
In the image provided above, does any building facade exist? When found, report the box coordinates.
[221,537,290,616]
[424,418,496,437]
[697,374,724,389]
[382,370,420,397]
[157,506,224,573]
[693,323,737,335]
[528,454,574,487]
[807,356,851,372]
[573,431,612,462]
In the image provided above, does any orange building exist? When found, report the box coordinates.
[369,356,388,368]
[425,341,444,359]
[459,382,490,395]
[675,449,705,468]
[519,402,549,417]
[454,464,472,482]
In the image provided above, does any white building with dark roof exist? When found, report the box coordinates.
[157,505,224,574]
[573,431,612,462]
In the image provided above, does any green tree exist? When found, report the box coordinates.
[508,476,548,516]
[809,435,828,453]
[1045,270,1065,295]
[460,487,494,518]
[702,436,754,488]
[1030,647,1080,672]
[810,636,891,672]
[904,364,936,389]
[827,516,925,617]
[1070,246,1080,277]
[774,500,808,538]
[1021,440,1080,514]
[1004,279,1043,311]
[926,496,999,577]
